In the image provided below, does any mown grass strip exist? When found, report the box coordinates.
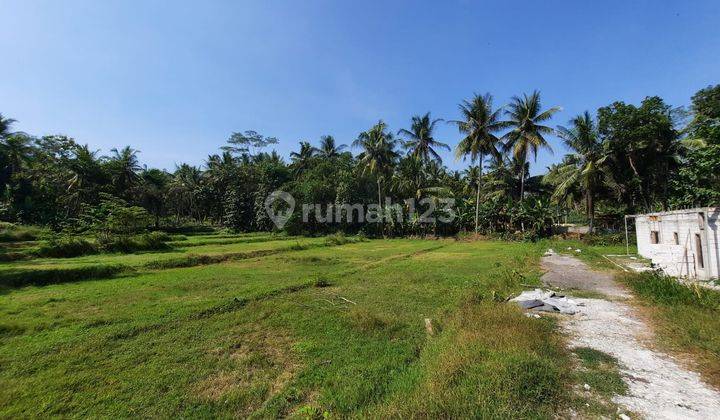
[168,235,285,248]
[0,264,130,288]
[0,237,365,289]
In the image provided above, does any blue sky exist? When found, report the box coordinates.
[2,0,719,174]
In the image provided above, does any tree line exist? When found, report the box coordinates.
[0,85,718,238]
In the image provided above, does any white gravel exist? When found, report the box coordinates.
[541,252,720,419]
[564,298,720,419]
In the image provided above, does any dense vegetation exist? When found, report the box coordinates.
[1,85,718,239]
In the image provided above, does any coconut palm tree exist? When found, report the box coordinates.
[107,146,142,194]
[398,113,449,164]
[66,145,104,212]
[168,163,202,220]
[316,135,347,159]
[551,111,607,232]
[503,90,560,202]
[1,134,33,176]
[392,156,426,199]
[290,141,316,174]
[353,120,399,207]
[450,93,506,232]
[0,114,17,139]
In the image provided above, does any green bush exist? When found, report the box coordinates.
[0,224,43,242]
[97,232,172,253]
[582,232,628,246]
[325,232,349,245]
[37,237,98,258]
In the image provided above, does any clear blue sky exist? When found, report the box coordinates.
[2,0,719,174]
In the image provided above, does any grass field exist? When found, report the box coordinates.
[1,234,613,417]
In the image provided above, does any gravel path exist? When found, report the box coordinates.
[541,251,720,419]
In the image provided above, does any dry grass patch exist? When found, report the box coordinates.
[197,327,300,414]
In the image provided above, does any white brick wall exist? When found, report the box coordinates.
[634,208,719,280]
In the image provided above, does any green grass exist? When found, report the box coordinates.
[570,347,628,417]
[0,236,330,288]
[543,239,638,271]
[620,272,720,388]
[0,236,613,417]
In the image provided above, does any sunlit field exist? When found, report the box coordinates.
[0,233,592,418]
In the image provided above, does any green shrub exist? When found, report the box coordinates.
[97,232,172,253]
[0,224,43,242]
[37,237,98,258]
[582,232,628,246]
[325,232,349,245]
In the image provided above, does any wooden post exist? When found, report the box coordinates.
[624,216,630,255]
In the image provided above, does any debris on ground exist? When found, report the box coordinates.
[424,318,434,335]
[510,289,583,315]
[543,252,720,418]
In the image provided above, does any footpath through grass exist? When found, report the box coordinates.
[621,272,720,388]
[0,236,590,417]
[546,239,720,390]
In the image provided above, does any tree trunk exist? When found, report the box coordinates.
[475,153,483,233]
[377,178,382,208]
[519,157,526,232]
[475,183,480,233]
[519,159,526,202]
[586,188,594,234]
[628,155,649,211]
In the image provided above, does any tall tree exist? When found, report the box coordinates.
[66,144,104,214]
[0,114,17,139]
[316,135,347,159]
[167,164,202,221]
[106,146,142,195]
[503,90,560,202]
[1,134,33,177]
[551,111,606,232]
[290,141,316,174]
[450,94,506,232]
[222,130,278,157]
[398,113,449,164]
[598,97,680,211]
[353,121,399,207]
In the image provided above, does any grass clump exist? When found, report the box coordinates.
[625,272,720,309]
[0,264,128,288]
[621,272,720,387]
[36,237,98,258]
[349,308,389,333]
[313,277,332,288]
[324,232,351,246]
[573,347,627,397]
[569,347,628,417]
[0,223,43,242]
[98,232,172,253]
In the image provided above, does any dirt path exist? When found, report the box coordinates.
[541,250,720,419]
